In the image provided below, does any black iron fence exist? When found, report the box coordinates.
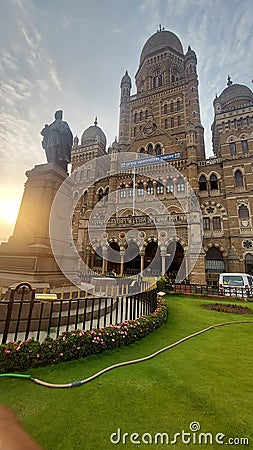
[166,282,253,299]
[0,283,157,345]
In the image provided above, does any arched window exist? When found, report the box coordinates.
[134,112,137,123]
[83,191,88,207]
[164,103,168,114]
[145,109,148,119]
[133,127,137,137]
[234,170,244,187]
[203,217,210,230]
[171,117,174,128]
[245,253,253,274]
[170,101,174,113]
[177,116,181,126]
[210,174,218,190]
[241,140,248,153]
[229,142,236,155]
[120,184,126,198]
[147,180,154,195]
[177,99,181,111]
[153,74,162,88]
[238,205,249,219]
[164,119,168,129]
[104,187,109,203]
[156,180,164,194]
[140,111,143,121]
[213,216,221,229]
[199,175,207,191]
[98,188,103,201]
[137,182,144,196]
[147,144,153,155]
[155,144,162,155]
[167,179,174,193]
[177,177,185,192]
[139,147,145,153]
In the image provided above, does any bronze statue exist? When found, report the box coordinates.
[41,110,73,172]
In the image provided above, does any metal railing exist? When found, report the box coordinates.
[167,282,253,299]
[0,283,157,345]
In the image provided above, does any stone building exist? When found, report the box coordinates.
[71,28,253,285]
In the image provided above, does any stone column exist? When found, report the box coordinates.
[120,251,125,276]
[102,247,108,275]
[161,253,166,276]
[140,252,145,273]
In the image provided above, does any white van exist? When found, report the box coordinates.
[219,273,253,298]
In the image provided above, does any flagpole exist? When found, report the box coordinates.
[132,166,136,216]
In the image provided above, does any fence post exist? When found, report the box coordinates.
[24,288,36,340]
[2,290,14,344]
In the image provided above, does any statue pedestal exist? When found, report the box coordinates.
[0,163,70,288]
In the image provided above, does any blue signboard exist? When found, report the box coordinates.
[120,152,182,169]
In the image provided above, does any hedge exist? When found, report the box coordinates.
[0,298,167,373]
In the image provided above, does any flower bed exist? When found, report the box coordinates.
[0,298,167,373]
[203,303,253,315]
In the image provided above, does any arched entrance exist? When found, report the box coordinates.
[124,241,140,275]
[205,247,225,286]
[107,241,120,274]
[245,253,253,275]
[144,241,161,276]
[166,241,184,280]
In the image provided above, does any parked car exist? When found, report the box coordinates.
[219,273,253,298]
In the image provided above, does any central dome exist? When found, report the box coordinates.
[81,119,107,148]
[140,30,183,64]
[218,83,253,108]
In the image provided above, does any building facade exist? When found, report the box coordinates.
[71,29,253,285]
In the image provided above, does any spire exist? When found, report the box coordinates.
[227,75,233,86]
[94,116,98,126]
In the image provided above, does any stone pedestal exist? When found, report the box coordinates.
[0,163,69,288]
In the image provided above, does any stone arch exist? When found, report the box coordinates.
[204,241,228,257]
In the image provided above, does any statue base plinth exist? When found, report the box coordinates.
[0,163,71,288]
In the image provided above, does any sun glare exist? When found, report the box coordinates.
[0,198,20,225]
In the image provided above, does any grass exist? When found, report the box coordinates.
[1,295,253,449]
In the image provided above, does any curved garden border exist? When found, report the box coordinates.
[0,298,167,373]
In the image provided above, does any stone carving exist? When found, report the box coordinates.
[41,110,73,172]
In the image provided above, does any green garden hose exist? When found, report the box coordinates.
[0,320,252,388]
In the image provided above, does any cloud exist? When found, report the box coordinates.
[49,67,62,92]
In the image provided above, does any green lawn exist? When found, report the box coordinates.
[1,296,253,449]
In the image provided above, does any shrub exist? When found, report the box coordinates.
[203,303,253,315]
[0,298,167,373]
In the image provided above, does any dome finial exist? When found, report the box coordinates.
[158,24,165,32]
[94,116,98,126]
[227,75,233,86]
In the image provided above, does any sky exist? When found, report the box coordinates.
[0,0,252,241]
